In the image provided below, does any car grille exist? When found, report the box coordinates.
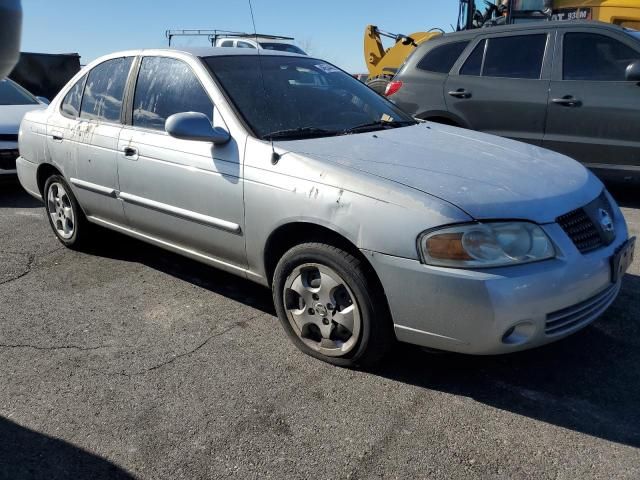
[545,283,619,336]
[0,134,19,142]
[556,192,615,254]
[0,149,19,171]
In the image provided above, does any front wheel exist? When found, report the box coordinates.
[272,243,393,368]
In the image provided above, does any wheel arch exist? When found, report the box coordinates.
[416,110,468,129]
[36,163,63,197]
[263,222,387,301]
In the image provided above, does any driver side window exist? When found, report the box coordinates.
[132,56,214,131]
[564,33,640,81]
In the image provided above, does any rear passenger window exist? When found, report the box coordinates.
[61,74,87,118]
[460,40,486,76]
[80,57,133,122]
[483,35,547,79]
[564,33,640,81]
[132,57,214,131]
[417,41,470,74]
[220,40,234,47]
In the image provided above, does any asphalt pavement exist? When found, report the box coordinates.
[1,180,639,479]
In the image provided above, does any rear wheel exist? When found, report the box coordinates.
[44,175,90,249]
[366,76,391,95]
[272,242,393,368]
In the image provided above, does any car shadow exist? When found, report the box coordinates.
[0,181,42,208]
[371,272,640,448]
[85,228,276,316]
[86,227,640,448]
[0,416,135,479]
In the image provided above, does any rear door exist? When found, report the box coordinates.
[544,29,640,171]
[444,30,554,146]
[73,56,134,223]
[116,55,246,268]
[391,39,471,118]
[46,73,86,174]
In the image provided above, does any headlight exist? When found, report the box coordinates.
[419,222,556,268]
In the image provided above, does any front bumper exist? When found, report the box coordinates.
[0,141,19,176]
[363,216,630,355]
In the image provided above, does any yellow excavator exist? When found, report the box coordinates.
[364,0,640,93]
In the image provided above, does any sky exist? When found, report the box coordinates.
[21,0,461,73]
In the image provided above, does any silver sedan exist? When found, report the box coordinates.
[16,48,635,367]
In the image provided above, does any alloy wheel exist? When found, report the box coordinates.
[47,182,75,240]
[283,263,361,357]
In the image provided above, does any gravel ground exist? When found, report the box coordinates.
[1,180,639,480]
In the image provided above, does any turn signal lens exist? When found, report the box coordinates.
[425,233,472,261]
[385,80,403,97]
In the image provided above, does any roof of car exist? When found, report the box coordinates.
[89,47,308,65]
[171,47,307,58]
[439,19,624,39]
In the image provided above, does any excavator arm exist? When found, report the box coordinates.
[364,25,441,93]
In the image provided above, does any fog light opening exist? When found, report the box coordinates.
[502,322,535,346]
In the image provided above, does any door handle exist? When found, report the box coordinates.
[552,96,582,107]
[123,147,139,159]
[51,131,63,142]
[448,89,472,99]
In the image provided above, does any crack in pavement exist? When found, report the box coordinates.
[0,253,35,286]
[0,246,65,287]
[103,315,261,378]
[0,343,119,352]
[347,389,427,480]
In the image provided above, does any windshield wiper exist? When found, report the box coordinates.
[263,127,340,141]
[342,120,417,134]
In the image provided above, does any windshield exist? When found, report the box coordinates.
[0,79,38,106]
[204,56,415,140]
[259,43,307,55]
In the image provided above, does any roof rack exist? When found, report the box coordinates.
[165,29,294,47]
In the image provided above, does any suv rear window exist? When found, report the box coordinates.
[564,33,640,81]
[460,40,486,76]
[417,41,470,74]
[483,35,547,79]
[459,35,547,79]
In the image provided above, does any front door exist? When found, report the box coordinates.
[73,56,133,223]
[116,56,246,269]
[445,31,553,146]
[544,30,640,171]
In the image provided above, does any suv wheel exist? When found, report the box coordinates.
[366,76,391,95]
[272,242,393,368]
[44,175,90,249]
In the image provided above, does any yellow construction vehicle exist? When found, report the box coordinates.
[364,0,640,93]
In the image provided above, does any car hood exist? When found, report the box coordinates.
[0,104,46,134]
[277,123,603,223]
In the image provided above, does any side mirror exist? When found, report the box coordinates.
[165,112,231,144]
[625,60,640,82]
[36,96,50,105]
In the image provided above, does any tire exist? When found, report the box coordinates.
[366,77,391,95]
[272,242,393,368]
[43,175,91,249]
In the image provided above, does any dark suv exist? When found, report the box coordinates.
[388,21,640,181]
